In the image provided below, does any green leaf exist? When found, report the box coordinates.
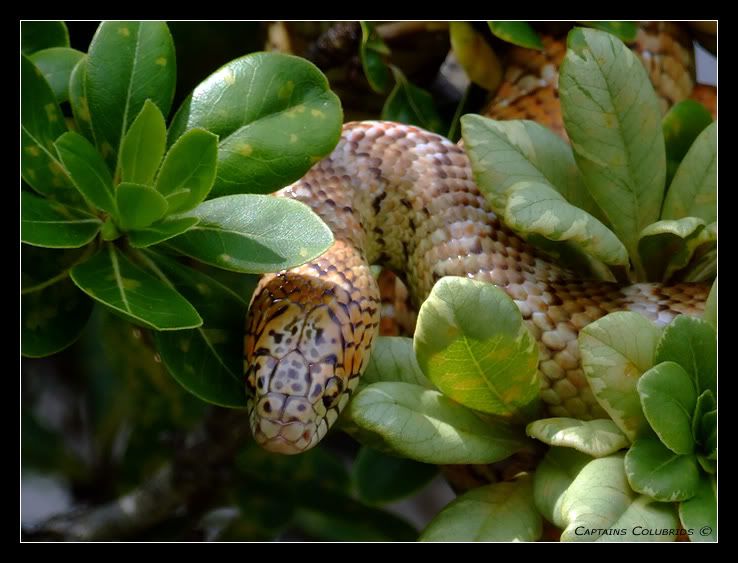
[115,182,169,230]
[578,22,638,43]
[526,418,629,458]
[353,447,438,505]
[451,22,503,91]
[166,194,333,274]
[579,312,661,441]
[359,22,391,94]
[637,217,714,281]
[154,128,218,213]
[662,122,717,224]
[86,21,176,166]
[697,454,716,475]
[128,216,200,248]
[414,277,539,418]
[21,245,93,357]
[559,28,666,266]
[381,65,443,133]
[662,99,713,185]
[637,361,697,455]
[361,336,434,390]
[703,279,717,328]
[346,381,528,464]
[55,131,116,214]
[461,115,604,220]
[557,453,680,541]
[147,252,254,407]
[21,55,79,203]
[29,47,85,103]
[21,21,69,54]
[504,181,628,266]
[168,52,341,196]
[70,244,202,331]
[533,447,593,528]
[701,410,716,459]
[118,99,167,185]
[68,57,95,143]
[21,191,101,248]
[679,477,716,542]
[624,437,701,502]
[488,21,544,50]
[654,315,716,396]
[692,390,716,446]
[420,477,542,542]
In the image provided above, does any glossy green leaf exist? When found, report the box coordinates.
[55,131,116,214]
[346,381,528,464]
[70,244,202,330]
[21,55,78,202]
[578,22,638,43]
[29,47,85,103]
[703,279,716,328]
[21,191,101,248]
[662,99,713,185]
[679,477,716,542]
[637,361,697,455]
[362,336,434,390]
[662,122,717,224]
[154,128,218,213]
[654,315,716,396]
[359,22,391,94]
[86,21,176,165]
[420,477,541,542]
[526,418,629,458]
[21,245,93,357]
[692,390,716,446]
[128,216,200,248]
[504,181,628,266]
[488,21,543,50]
[560,28,665,265]
[353,447,438,505]
[451,22,503,91]
[558,453,680,541]
[579,312,661,441]
[461,115,604,220]
[624,437,701,502]
[21,21,69,54]
[637,217,714,281]
[68,57,95,142]
[701,410,716,459]
[166,194,333,274]
[118,99,167,185]
[414,277,539,418]
[382,65,443,133]
[115,182,169,230]
[533,447,593,528]
[168,52,341,195]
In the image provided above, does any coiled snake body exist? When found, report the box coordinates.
[245,26,713,454]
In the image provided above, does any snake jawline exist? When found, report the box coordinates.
[244,121,708,454]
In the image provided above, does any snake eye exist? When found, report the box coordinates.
[322,377,343,409]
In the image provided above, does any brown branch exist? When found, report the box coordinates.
[24,409,251,541]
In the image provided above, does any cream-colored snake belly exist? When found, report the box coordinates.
[244,27,712,455]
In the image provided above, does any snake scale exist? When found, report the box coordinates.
[245,23,714,454]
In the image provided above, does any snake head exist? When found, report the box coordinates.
[244,264,379,454]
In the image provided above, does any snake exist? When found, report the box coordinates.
[244,23,714,455]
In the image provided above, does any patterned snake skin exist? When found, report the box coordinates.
[244,25,713,455]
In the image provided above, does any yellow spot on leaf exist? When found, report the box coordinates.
[278,80,295,99]
[25,146,41,157]
[155,57,167,66]
[290,134,298,143]
[78,97,91,122]
[310,155,323,164]
[239,144,253,157]
[121,278,141,290]
[311,109,325,118]
[25,169,37,180]
[101,142,114,159]
[118,26,130,37]
[222,69,236,85]
[299,247,309,257]
[45,104,58,122]
[285,104,306,118]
